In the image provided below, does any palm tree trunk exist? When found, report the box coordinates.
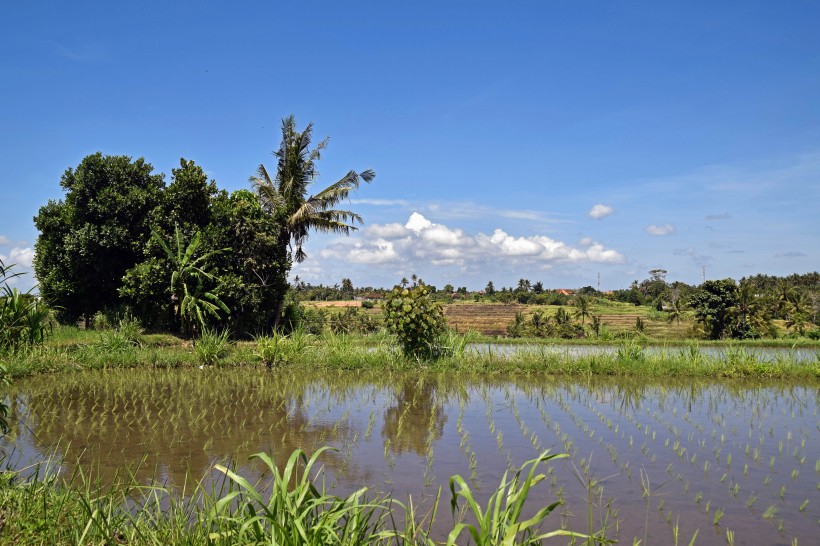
[271,229,291,330]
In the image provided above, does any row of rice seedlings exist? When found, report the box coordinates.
[648,382,812,540]
[564,379,812,542]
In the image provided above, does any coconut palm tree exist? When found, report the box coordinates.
[785,291,810,335]
[774,281,797,318]
[251,116,375,327]
[666,297,684,325]
[730,283,769,337]
[573,295,592,324]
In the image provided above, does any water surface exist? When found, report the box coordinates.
[2,369,818,545]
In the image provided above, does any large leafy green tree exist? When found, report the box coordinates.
[689,279,739,339]
[730,283,771,338]
[33,153,165,324]
[151,159,218,239]
[203,189,290,335]
[251,116,375,326]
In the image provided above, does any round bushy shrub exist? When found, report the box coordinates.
[384,283,446,358]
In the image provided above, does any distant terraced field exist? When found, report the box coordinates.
[443,303,692,339]
[301,300,694,339]
[444,304,524,336]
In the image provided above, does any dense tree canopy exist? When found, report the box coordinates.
[34,153,165,324]
[34,154,290,336]
[689,279,740,339]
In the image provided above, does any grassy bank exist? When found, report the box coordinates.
[2,326,818,381]
[0,448,593,545]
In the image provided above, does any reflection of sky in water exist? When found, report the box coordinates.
[2,369,818,545]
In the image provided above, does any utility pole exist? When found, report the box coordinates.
[597,272,601,293]
[702,266,706,283]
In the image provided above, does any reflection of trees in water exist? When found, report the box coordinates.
[4,369,373,487]
[381,375,448,456]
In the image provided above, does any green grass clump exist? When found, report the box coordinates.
[193,327,230,366]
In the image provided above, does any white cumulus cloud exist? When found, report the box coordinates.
[587,204,614,219]
[318,212,624,271]
[8,247,35,267]
[646,224,676,236]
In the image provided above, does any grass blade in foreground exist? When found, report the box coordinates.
[447,450,609,545]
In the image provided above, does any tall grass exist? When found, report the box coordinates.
[447,450,599,544]
[0,447,594,545]
[193,327,231,366]
[2,328,818,380]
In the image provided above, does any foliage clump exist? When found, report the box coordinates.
[506,308,585,339]
[193,327,230,366]
[384,280,447,358]
[1,258,53,434]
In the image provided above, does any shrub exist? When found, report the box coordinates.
[98,315,144,352]
[383,281,447,358]
[1,258,53,353]
[328,307,381,335]
[91,310,112,330]
[281,301,325,335]
[255,333,286,368]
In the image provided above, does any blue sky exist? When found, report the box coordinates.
[2,1,818,291]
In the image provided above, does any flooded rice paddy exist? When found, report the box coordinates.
[469,343,820,362]
[2,369,818,545]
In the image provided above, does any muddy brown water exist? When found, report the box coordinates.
[2,369,818,545]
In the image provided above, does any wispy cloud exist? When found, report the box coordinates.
[774,251,807,258]
[0,235,10,246]
[587,204,614,219]
[352,198,566,226]
[646,224,676,236]
[349,198,411,207]
[420,202,569,227]
[54,41,108,63]
[674,247,712,265]
[631,151,820,201]
[705,213,732,220]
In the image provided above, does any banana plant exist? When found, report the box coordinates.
[153,226,229,336]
